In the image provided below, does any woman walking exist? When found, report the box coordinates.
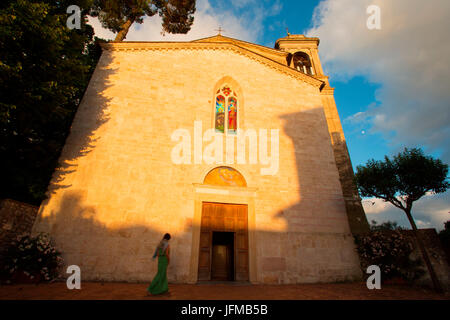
[147,233,171,295]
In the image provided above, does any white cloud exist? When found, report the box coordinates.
[363,192,450,231]
[416,220,432,228]
[306,0,450,231]
[344,111,370,125]
[306,0,450,164]
[87,0,282,43]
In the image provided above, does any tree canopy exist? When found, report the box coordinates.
[355,147,449,212]
[0,0,102,204]
[90,0,196,41]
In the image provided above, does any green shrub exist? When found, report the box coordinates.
[1,233,64,283]
[354,230,424,282]
[369,220,403,231]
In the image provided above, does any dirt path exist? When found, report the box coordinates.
[0,281,448,300]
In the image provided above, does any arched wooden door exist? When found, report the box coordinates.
[198,202,249,281]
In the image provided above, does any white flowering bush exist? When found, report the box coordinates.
[354,231,424,282]
[1,233,63,283]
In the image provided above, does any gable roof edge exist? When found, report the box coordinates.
[100,42,324,89]
[192,34,289,57]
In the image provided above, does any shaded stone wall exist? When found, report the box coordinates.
[0,199,39,255]
[321,91,370,235]
[402,229,450,290]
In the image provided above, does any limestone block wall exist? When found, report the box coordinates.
[321,90,370,235]
[32,45,362,283]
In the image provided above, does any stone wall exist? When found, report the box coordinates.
[0,199,39,256]
[32,43,363,284]
[321,94,370,235]
[402,229,450,291]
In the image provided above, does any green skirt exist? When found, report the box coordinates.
[147,254,168,295]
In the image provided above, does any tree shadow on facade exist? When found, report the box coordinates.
[33,190,193,283]
[268,108,363,283]
[280,108,368,234]
[43,51,115,198]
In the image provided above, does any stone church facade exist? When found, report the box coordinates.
[32,34,370,284]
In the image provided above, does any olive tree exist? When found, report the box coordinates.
[355,148,449,292]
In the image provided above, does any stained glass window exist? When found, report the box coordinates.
[214,85,238,134]
[228,97,237,134]
[215,95,225,133]
[222,86,231,96]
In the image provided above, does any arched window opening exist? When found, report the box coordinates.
[293,52,314,75]
[215,85,238,134]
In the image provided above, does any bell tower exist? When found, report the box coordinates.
[275,34,370,234]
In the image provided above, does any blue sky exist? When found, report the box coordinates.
[88,0,450,230]
[250,0,391,165]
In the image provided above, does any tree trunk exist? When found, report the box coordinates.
[114,18,134,42]
[404,208,443,293]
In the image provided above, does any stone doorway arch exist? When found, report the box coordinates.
[188,166,258,283]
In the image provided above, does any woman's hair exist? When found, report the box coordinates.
[163,233,171,240]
